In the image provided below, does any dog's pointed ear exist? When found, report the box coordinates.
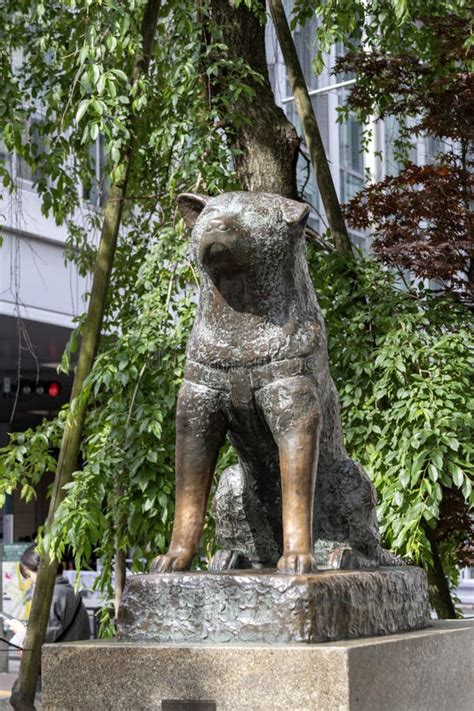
[282,199,310,228]
[177,193,210,229]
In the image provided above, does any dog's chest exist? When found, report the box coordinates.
[185,356,310,410]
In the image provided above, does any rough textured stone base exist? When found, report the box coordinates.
[42,621,474,711]
[117,567,430,643]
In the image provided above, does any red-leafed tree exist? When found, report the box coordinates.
[346,158,473,290]
[337,14,473,300]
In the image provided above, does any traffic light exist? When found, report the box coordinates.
[47,381,61,397]
[14,380,62,398]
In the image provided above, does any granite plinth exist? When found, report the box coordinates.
[117,567,430,644]
[41,621,474,711]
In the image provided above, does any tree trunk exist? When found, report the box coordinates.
[114,546,127,620]
[10,3,162,708]
[209,0,299,199]
[460,139,474,297]
[422,521,457,619]
[268,0,353,254]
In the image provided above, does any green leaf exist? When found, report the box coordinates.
[399,470,410,487]
[112,69,128,83]
[97,74,106,94]
[462,477,472,500]
[76,100,90,123]
[449,464,464,488]
[427,463,439,482]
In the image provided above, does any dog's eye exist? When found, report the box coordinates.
[203,208,219,219]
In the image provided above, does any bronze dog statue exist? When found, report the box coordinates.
[151,191,387,575]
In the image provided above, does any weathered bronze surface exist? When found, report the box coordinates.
[151,191,390,575]
[118,568,430,643]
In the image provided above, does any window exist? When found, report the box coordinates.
[384,115,401,176]
[16,119,45,183]
[425,135,444,164]
[383,116,418,176]
[335,41,356,81]
[339,92,364,203]
[0,136,12,175]
[83,135,109,208]
[286,5,319,94]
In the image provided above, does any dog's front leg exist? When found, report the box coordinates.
[151,381,227,573]
[257,375,321,574]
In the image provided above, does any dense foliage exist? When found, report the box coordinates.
[311,253,473,591]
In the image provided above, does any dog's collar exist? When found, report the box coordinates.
[185,356,309,405]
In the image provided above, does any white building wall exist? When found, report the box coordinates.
[0,179,92,328]
[0,230,88,328]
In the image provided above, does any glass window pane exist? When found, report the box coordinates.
[83,136,109,207]
[16,120,44,182]
[31,122,44,182]
[339,115,363,175]
[83,141,98,205]
[340,169,364,203]
[0,137,12,174]
[384,116,418,175]
[285,4,319,95]
[97,134,109,207]
[17,153,33,181]
[384,115,402,176]
[425,135,444,163]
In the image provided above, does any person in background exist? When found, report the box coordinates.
[7,544,91,644]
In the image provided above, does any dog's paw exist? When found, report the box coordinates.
[209,549,252,571]
[149,550,194,573]
[277,551,317,575]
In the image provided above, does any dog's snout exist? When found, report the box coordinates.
[208,243,230,258]
[206,217,231,233]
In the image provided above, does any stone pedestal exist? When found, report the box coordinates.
[117,567,430,643]
[42,621,474,710]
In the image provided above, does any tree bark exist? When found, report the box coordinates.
[10,3,162,708]
[268,0,353,254]
[114,546,127,620]
[422,521,457,619]
[209,0,299,199]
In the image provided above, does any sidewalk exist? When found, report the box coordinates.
[0,671,42,710]
[0,672,16,709]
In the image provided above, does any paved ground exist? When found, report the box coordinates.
[0,671,42,710]
[0,658,43,710]
[0,658,17,709]
[0,672,16,709]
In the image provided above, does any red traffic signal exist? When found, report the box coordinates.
[15,380,62,398]
[47,381,61,397]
